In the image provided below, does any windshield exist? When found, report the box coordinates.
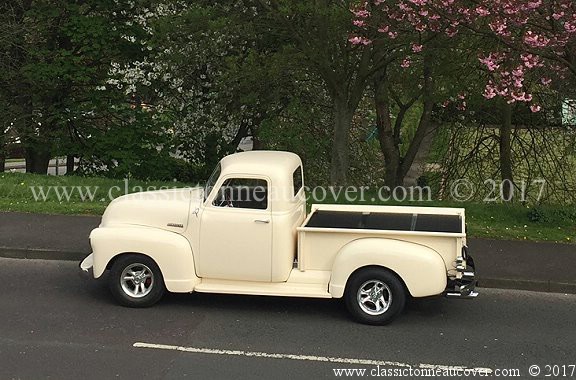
[204,163,222,202]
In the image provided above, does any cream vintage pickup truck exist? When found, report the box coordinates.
[81,151,477,325]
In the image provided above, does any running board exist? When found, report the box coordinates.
[194,280,332,298]
[194,270,332,298]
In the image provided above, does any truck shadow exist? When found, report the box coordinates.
[161,291,449,323]
[164,292,348,320]
[76,272,452,323]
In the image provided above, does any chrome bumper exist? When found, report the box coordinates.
[445,249,478,299]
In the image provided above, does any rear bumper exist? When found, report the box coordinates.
[445,248,478,299]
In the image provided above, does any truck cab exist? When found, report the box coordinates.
[195,151,305,283]
[81,151,477,325]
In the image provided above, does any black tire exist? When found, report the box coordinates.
[344,267,406,325]
[108,254,166,308]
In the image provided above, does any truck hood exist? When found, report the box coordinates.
[100,187,203,232]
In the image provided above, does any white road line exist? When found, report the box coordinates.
[133,342,493,373]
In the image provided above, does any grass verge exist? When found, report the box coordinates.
[0,172,574,243]
[0,172,191,215]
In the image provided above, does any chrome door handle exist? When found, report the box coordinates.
[254,219,270,224]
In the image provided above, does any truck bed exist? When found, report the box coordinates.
[296,205,466,272]
[305,209,463,234]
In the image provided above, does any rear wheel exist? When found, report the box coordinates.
[344,267,406,325]
[109,254,166,307]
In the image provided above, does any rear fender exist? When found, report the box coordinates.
[90,226,200,293]
[329,238,447,298]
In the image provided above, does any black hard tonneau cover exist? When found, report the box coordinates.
[305,210,462,234]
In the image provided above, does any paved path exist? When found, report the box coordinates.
[5,158,77,175]
[0,211,575,293]
[1,258,574,379]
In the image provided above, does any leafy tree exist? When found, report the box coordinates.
[108,1,318,180]
[0,0,151,174]
[250,0,378,184]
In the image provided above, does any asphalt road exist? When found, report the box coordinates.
[1,258,575,379]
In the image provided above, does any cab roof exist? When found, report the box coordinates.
[220,151,302,182]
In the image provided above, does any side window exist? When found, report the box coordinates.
[213,178,268,210]
[293,166,303,196]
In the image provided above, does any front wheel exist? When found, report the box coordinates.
[109,254,166,307]
[344,268,406,325]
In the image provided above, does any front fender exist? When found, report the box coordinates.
[329,238,447,298]
[90,226,200,293]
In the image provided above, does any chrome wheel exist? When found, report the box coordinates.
[357,280,392,316]
[120,263,154,298]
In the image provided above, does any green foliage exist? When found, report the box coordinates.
[0,0,152,172]
[73,103,181,181]
[528,207,576,224]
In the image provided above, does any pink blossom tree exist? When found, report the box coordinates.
[351,0,576,196]
[351,0,576,111]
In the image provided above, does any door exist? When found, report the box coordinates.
[199,177,272,282]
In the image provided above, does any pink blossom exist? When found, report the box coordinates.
[512,66,525,77]
[354,0,575,106]
[565,22,576,33]
[521,53,542,68]
[348,36,372,45]
[475,7,490,17]
[398,3,413,12]
[483,85,497,99]
[527,1,542,9]
[415,23,427,32]
[511,91,532,102]
[524,31,551,47]
[378,25,389,33]
[479,54,501,71]
[353,9,371,19]
[489,19,510,36]
[412,43,423,53]
[530,104,542,113]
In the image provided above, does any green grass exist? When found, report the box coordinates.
[1,172,574,243]
[0,172,192,215]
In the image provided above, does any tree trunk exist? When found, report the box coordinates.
[398,53,434,185]
[500,102,514,200]
[330,97,354,185]
[374,71,402,187]
[25,147,51,174]
[0,151,5,172]
[251,124,266,150]
[66,155,75,174]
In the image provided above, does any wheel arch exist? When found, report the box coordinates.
[90,226,200,293]
[329,238,447,298]
[343,265,409,298]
